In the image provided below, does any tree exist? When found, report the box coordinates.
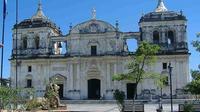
[112,41,160,102]
[185,70,200,100]
[191,33,200,52]
[185,33,200,100]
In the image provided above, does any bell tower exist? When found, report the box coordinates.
[139,0,188,54]
[12,0,61,57]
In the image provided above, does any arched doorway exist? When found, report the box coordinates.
[88,79,101,99]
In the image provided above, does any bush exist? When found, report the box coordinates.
[26,99,42,111]
[183,102,194,112]
[113,89,125,112]
[0,86,18,109]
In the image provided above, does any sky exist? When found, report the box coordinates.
[0,0,200,78]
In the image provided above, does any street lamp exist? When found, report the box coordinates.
[168,63,173,112]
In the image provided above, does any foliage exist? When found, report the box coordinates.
[26,99,42,111]
[0,86,19,109]
[183,102,194,112]
[113,41,160,100]
[113,90,125,112]
[185,70,200,100]
[192,33,200,52]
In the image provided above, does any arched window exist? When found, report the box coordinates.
[23,37,27,49]
[153,31,159,44]
[35,36,40,49]
[167,31,174,44]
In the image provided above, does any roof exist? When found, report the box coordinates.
[71,19,117,34]
[13,1,61,34]
[139,11,186,23]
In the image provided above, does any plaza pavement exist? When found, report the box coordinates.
[67,103,179,112]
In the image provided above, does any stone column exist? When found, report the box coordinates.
[114,63,117,89]
[107,63,111,88]
[70,64,73,90]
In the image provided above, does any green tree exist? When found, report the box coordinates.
[185,70,200,100]
[184,33,200,100]
[192,33,200,52]
[112,41,160,102]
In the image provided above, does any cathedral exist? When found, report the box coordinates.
[10,0,190,100]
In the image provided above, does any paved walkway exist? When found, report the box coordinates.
[67,103,179,112]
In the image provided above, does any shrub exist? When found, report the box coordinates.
[26,99,42,111]
[183,102,194,112]
[113,89,125,112]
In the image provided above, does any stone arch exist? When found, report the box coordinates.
[50,74,67,84]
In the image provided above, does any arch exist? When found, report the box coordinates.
[167,31,175,44]
[22,36,27,49]
[50,74,67,98]
[35,36,40,49]
[153,31,160,44]
[50,74,67,83]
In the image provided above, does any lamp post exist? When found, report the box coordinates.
[168,63,173,112]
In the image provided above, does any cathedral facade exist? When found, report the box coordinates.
[10,0,190,100]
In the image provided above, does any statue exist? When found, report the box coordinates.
[42,82,63,109]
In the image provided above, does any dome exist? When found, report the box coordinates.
[14,1,61,34]
[71,19,117,34]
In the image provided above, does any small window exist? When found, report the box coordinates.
[27,79,32,88]
[163,63,167,70]
[91,46,97,56]
[28,66,32,72]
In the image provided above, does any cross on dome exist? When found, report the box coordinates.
[92,8,96,20]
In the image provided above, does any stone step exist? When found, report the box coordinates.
[61,99,194,104]
[61,100,148,104]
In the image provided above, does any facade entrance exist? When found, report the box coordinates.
[127,83,137,99]
[57,84,64,99]
[88,79,101,99]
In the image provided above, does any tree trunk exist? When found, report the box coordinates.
[132,84,138,112]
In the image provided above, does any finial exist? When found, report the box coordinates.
[141,10,144,17]
[32,0,47,19]
[69,23,72,33]
[92,8,96,20]
[155,0,168,12]
[115,20,119,30]
[180,10,183,15]
[38,0,42,10]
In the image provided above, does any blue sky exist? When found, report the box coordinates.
[0,0,200,78]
